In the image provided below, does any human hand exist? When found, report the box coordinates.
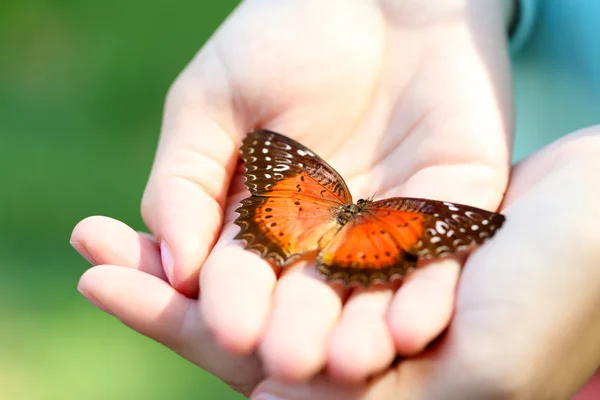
[249,128,600,399]
[73,0,515,393]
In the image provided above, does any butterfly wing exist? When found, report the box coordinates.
[365,197,505,258]
[316,213,417,286]
[317,197,505,285]
[234,129,352,265]
[239,129,352,201]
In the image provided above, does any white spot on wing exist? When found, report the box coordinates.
[273,164,290,172]
[444,202,459,212]
[435,220,449,234]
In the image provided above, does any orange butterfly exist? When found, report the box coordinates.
[234,129,505,286]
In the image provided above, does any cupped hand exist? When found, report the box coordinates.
[251,128,600,399]
[73,0,515,393]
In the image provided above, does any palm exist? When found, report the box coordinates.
[212,0,509,193]
[251,130,600,399]
[199,0,510,381]
[73,0,512,396]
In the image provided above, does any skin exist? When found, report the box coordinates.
[70,0,600,397]
[249,128,600,399]
[72,128,600,398]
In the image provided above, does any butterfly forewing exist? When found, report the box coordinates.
[234,129,351,265]
[366,197,505,258]
[239,129,352,203]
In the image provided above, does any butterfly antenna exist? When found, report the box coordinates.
[370,191,378,201]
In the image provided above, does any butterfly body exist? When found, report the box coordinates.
[335,200,366,225]
[234,129,505,286]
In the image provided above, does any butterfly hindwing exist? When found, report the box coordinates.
[317,213,417,286]
[366,197,506,258]
[234,196,340,266]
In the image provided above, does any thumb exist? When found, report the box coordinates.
[141,48,243,296]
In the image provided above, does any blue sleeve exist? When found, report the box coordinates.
[509,0,539,56]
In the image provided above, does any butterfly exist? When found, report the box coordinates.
[234,129,506,286]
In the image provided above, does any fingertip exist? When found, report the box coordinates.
[70,216,165,278]
[144,184,225,297]
[200,244,277,355]
[326,289,395,383]
[251,375,365,400]
[388,322,431,356]
[160,239,175,285]
[259,339,325,383]
[70,216,114,264]
[202,296,266,355]
[258,270,343,383]
[157,237,202,298]
[77,265,124,316]
[71,215,102,242]
[327,335,377,383]
[388,260,460,355]
[77,264,195,346]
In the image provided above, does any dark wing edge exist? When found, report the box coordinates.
[233,196,306,267]
[368,197,506,258]
[240,129,352,203]
[315,214,419,287]
[317,254,417,287]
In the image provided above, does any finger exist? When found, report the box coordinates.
[326,286,396,383]
[397,128,600,398]
[78,265,264,396]
[141,47,243,297]
[377,167,504,356]
[251,372,399,400]
[502,127,600,207]
[70,216,165,279]
[387,258,460,354]
[200,220,278,354]
[258,267,344,382]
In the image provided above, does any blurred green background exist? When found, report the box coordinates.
[2,0,600,399]
[1,1,243,399]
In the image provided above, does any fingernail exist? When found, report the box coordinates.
[252,394,285,400]
[251,387,286,400]
[78,286,112,315]
[70,240,96,265]
[160,239,175,284]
